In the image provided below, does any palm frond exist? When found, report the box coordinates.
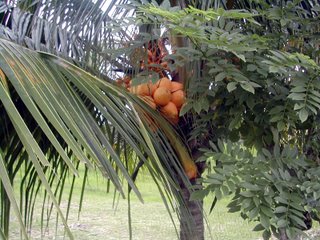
[0,0,135,76]
[0,38,195,238]
[0,154,28,239]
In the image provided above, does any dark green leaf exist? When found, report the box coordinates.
[277,219,287,228]
[179,102,193,116]
[240,191,255,197]
[247,64,257,72]
[260,205,274,218]
[227,82,237,92]
[248,207,260,219]
[288,93,305,101]
[299,108,308,123]
[241,182,261,191]
[240,82,255,94]
[262,230,271,240]
[190,189,209,201]
[277,121,286,131]
[260,213,270,229]
[215,72,227,82]
[289,214,307,229]
[215,188,222,200]
[274,206,287,214]
[253,224,264,232]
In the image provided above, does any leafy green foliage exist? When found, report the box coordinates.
[200,140,320,239]
[264,51,320,123]
[135,1,320,239]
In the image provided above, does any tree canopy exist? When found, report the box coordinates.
[132,1,320,239]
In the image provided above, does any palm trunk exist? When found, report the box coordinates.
[179,178,204,240]
[164,2,205,239]
[178,148,206,240]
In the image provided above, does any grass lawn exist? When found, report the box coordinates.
[9,168,320,239]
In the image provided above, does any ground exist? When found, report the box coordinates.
[9,171,320,239]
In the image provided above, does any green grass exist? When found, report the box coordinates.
[8,168,320,239]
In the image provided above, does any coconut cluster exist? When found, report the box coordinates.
[128,77,186,125]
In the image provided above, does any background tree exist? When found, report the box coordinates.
[136,0,320,239]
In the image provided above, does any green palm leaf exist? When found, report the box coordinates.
[0,154,28,239]
[0,38,195,238]
[0,0,135,76]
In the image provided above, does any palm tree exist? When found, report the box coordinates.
[0,0,203,239]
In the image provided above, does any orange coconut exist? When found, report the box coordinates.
[139,83,152,96]
[153,87,172,106]
[169,115,179,125]
[131,83,151,96]
[157,77,171,90]
[160,102,178,123]
[170,81,183,92]
[185,164,197,179]
[171,90,185,108]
